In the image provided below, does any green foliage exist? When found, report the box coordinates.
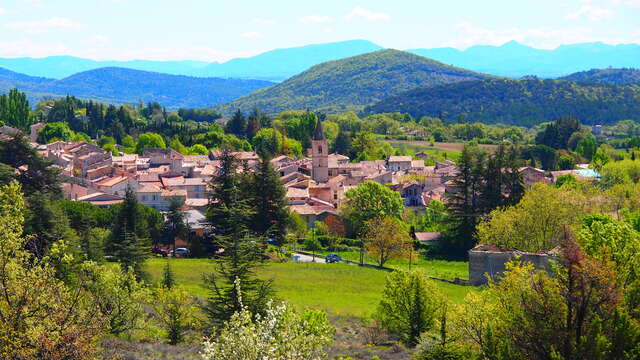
[216,49,488,114]
[559,68,640,85]
[366,79,640,126]
[341,181,404,237]
[135,132,166,153]
[162,260,176,289]
[556,174,579,188]
[375,269,441,347]
[37,121,74,143]
[81,261,150,337]
[558,154,577,170]
[0,88,32,130]
[535,116,582,150]
[600,159,640,187]
[201,301,334,360]
[152,285,197,345]
[249,156,289,241]
[477,183,587,252]
[0,182,104,358]
[576,133,598,161]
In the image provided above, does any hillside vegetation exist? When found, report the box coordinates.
[214,49,491,115]
[365,78,640,126]
[0,66,273,109]
[558,68,640,85]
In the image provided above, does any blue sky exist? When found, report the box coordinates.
[0,0,639,61]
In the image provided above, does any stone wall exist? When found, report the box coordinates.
[468,246,556,286]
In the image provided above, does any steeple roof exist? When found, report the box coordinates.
[313,118,325,141]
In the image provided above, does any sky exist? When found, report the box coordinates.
[0,0,639,62]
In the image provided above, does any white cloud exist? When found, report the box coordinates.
[345,6,390,22]
[252,18,277,25]
[22,0,44,7]
[298,15,332,23]
[5,17,83,34]
[566,5,614,20]
[444,22,604,49]
[241,31,263,39]
[87,35,110,46]
[0,8,6,16]
[323,27,334,33]
[624,0,640,7]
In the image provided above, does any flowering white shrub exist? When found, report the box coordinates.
[201,300,334,360]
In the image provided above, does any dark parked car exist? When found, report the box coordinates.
[326,254,342,263]
[151,247,168,257]
[173,247,191,258]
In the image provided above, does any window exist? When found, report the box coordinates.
[142,195,147,201]
[317,146,322,153]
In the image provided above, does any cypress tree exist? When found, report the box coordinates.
[225,109,247,138]
[162,261,176,289]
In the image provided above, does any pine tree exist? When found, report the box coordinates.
[163,197,188,253]
[110,187,148,277]
[250,155,289,242]
[203,147,274,327]
[162,260,176,289]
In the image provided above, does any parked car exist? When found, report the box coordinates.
[151,247,168,257]
[173,247,191,258]
[326,254,342,263]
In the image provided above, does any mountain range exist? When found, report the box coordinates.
[1,40,639,81]
[213,49,492,114]
[0,67,273,109]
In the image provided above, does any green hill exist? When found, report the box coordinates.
[214,49,492,115]
[558,68,640,86]
[364,79,640,126]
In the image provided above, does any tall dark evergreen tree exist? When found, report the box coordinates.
[333,131,353,157]
[163,197,188,253]
[250,155,289,242]
[110,187,149,277]
[443,143,486,252]
[225,109,247,138]
[203,147,274,327]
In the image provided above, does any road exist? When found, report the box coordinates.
[293,253,326,263]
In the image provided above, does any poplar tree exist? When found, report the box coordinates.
[0,88,32,130]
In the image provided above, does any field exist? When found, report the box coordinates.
[384,139,499,163]
[314,250,469,280]
[144,258,477,317]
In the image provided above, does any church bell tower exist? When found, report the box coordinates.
[311,118,328,183]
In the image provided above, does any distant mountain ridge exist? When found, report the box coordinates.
[1,40,639,80]
[408,41,640,78]
[213,49,493,115]
[0,67,274,109]
[365,78,640,126]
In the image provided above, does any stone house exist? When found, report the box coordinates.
[468,244,556,285]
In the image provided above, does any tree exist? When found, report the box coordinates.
[80,262,150,337]
[250,155,289,242]
[163,197,188,253]
[109,187,149,277]
[477,183,588,252]
[135,132,166,154]
[201,300,334,360]
[558,154,577,170]
[204,148,274,326]
[454,238,640,360]
[333,131,353,157]
[535,116,582,150]
[0,88,32,130]
[576,134,598,161]
[252,128,282,158]
[364,217,411,267]
[0,182,104,358]
[375,269,441,347]
[37,122,74,143]
[153,286,197,345]
[162,260,176,289]
[225,109,247,138]
[443,143,487,251]
[341,181,404,237]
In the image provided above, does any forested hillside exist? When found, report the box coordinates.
[558,68,640,85]
[365,79,640,126]
[214,49,492,115]
[0,67,274,109]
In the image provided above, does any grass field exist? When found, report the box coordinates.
[145,258,477,318]
[313,250,468,280]
[384,140,499,163]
